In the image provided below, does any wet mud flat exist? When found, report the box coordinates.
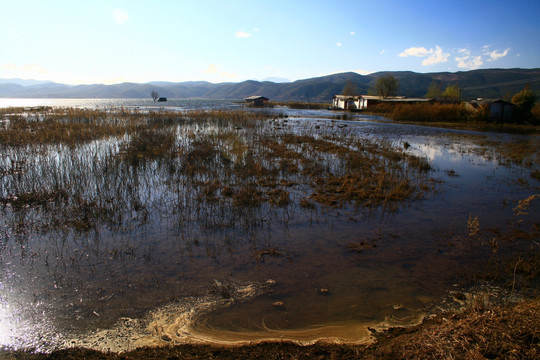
[2,296,539,359]
[0,106,539,357]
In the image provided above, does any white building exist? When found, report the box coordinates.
[332,95,431,110]
[331,95,367,110]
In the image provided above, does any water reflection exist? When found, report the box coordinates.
[0,98,244,111]
[0,300,16,348]
[0,105,538,351]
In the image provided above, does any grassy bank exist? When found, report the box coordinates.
[365,102,540,134]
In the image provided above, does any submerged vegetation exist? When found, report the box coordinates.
[0,107,433,235]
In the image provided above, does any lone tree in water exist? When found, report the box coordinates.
[375,75,399,98]
[151,90,159,101]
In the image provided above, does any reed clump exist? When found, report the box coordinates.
[121,126,178,166]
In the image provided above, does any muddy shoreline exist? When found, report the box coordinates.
[2,295,538,359]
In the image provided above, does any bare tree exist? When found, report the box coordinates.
[151,90,159,101]
[342,80,357,96]
[375,75,399,98]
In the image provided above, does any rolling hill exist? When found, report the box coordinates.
[1,68,539,101]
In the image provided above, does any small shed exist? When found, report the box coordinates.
[245,95,269,106]
[469,98,514,122]
[332,95,367,110]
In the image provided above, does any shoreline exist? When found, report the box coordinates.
[2,295,538,359]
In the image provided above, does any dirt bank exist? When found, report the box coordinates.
[2,296,538,360]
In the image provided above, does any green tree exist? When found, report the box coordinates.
[375,75,398,98]
[425,81,442,99]
[511,84,537,121]
[342,80,357,96]
[442,84,460,101]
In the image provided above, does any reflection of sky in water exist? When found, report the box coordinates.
[0,98,244,111]
[1,104,538,351]
[0,303,13,347]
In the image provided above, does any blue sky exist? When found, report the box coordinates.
[1,0,539,85]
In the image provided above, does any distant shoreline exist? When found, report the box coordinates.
[1,68,539,101]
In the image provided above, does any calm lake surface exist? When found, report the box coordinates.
[0,99,538,352]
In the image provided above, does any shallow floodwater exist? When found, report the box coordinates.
[0,101,539,352]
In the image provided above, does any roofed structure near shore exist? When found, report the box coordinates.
[468,98,514,122]
[332,95,432,110]
[245,95,269,106]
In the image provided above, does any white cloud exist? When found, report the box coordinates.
[113,8,129,24]
[457,48,471,56]
[0,63,17,71]
[350,31,355,36]
[235,31,251,38]
[455,49,470,66]
[454,46,508,69]
[399,46,449,66]
[399,46,431,57]
[485,48,510,61]
[422,46,449,66]
[455,48,483,69]
[336,42,343,47]
[380,49,386,55]
[0,63,49,78]
[202,64,239,81]
[204,64,219,74]
[220,72,238,79]
[456,55,483,70]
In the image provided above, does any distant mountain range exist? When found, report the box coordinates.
[1,68,539,101]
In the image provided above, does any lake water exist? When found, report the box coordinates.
[0,99,538,352]
[0,98,243,111]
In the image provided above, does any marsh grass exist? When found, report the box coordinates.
[367,102,540,135]
[367,102,470,122]
[1,107,539,358]
[0,107,434,238]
